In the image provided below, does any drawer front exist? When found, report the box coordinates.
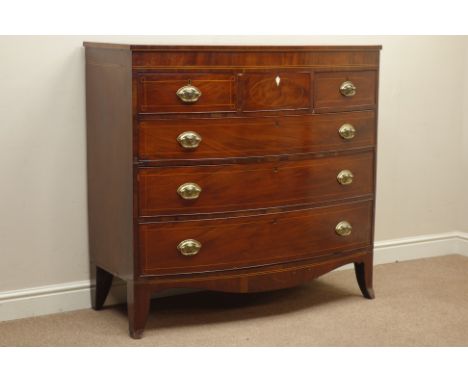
[139,200,373,275]
[138,111,376,160]
[241,72,311,111]
[315,71,377,112]
[139,151,374,216]
[137,73,237,113]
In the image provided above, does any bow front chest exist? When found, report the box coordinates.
[84,43,381,338]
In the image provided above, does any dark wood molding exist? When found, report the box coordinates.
[83,42,382,52]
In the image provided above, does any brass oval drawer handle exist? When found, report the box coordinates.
[176,83,202,103]
[177,182,202,200]
[340,81,357,97]
[335,221,352,236]
[177,131,202,149]
[177,239,202,256]
[337,169,354,185]
[338,123,356,140]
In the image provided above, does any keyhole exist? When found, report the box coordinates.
[275,75,281,87]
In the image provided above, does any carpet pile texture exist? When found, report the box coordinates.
[1,255,467,346]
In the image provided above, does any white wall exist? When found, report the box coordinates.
[0,36,88,292]
[0,35,467,295]
[460,39,468,232]
[372,36,465,239]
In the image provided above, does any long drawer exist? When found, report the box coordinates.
[139,200,373,275]
[138,151,374,216]
[138,111,375,161]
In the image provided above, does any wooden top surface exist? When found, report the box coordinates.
[83,42,382,51]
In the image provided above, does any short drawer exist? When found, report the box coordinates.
[241,72,311,111]
[314,71,377,112]
[139,200,373,275]
[137,73,237,113]
[138,111,376,160]
[138,151,374,216]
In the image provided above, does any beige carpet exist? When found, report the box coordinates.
[1,254,468,346]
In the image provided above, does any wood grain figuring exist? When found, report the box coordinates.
[138,151,374,216]
[315,70,377,112]
[85,47,134,280]
[83,42,380,338]
[138,111,375,161]
[128,49,380,68]
[137,73,236,113]
[139,200,373,275]
[242,72,311,111]
[142,250,372,293]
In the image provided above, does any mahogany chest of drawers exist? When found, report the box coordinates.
[84,43,381,338]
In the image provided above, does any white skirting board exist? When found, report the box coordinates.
[1,231,468,322]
